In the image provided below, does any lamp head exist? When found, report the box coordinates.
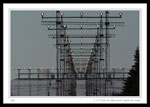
[100,12,103,16]
[64,25,67,29]
[119,12,123,17]
[61,13,64,17]
[48,25,50,30]
[41,13,44,16]
[96,25,100,28]
[80,12,84,17]
[113,25,116,29]
[80,24,83,29]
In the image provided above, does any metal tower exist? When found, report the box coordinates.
[40,10,124,96]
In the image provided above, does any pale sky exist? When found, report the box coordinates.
[11,10,139,79]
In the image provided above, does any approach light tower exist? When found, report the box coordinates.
[40,11,124,96]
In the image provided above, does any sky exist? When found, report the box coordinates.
[11,10,139,79]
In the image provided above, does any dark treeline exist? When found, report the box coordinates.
[121,47,139,96]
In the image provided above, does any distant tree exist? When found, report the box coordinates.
[121,47,139,96]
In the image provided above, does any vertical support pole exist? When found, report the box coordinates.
[96,27,100,96]
[122,68,125,80]
[37,69,39,79]
[17,69,20,96]
[37,79,39,96]
[113,68,115,78]
[18,69,20,79]
[105,11,109,80]
[28,68,31,79]
[56,11,61,96]
[28,68,31,96]
[47,69,49,79]
[100,13,103,77]
[105,11,110,96]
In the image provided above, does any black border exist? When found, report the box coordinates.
[1,1,149,104]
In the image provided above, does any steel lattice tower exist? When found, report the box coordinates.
[40,10,124,96]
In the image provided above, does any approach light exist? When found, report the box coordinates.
[68,40,71,43]
[61,13,64,17]
[97,25,100,28]
[64,25,67,29]
[41,13,44,18]
[100,12,103,16]
[119,12,123,17]
[113,25,116,29]
[48,25,50,30]
[80,12,84,18]
[80,24,83,29]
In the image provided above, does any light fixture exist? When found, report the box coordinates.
[48,25,50,30]
[68,40,71,43]
[80,24,83,29]
[119,12,122,17]
[41,13,44,18]
[51,67,54,70]
[113,25,116,29]
[96,25,100,28]
[100,12,103,16]
[64,25,67,29]
[80,12,84,18]
[61,13,64,17]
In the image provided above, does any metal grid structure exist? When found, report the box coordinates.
[11,67,130,96]
[41,10,125,96]
[11,11,128,96]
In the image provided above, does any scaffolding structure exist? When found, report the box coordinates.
[41,10,124,96]
[11,11,126,96]
[11,67,129,96]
